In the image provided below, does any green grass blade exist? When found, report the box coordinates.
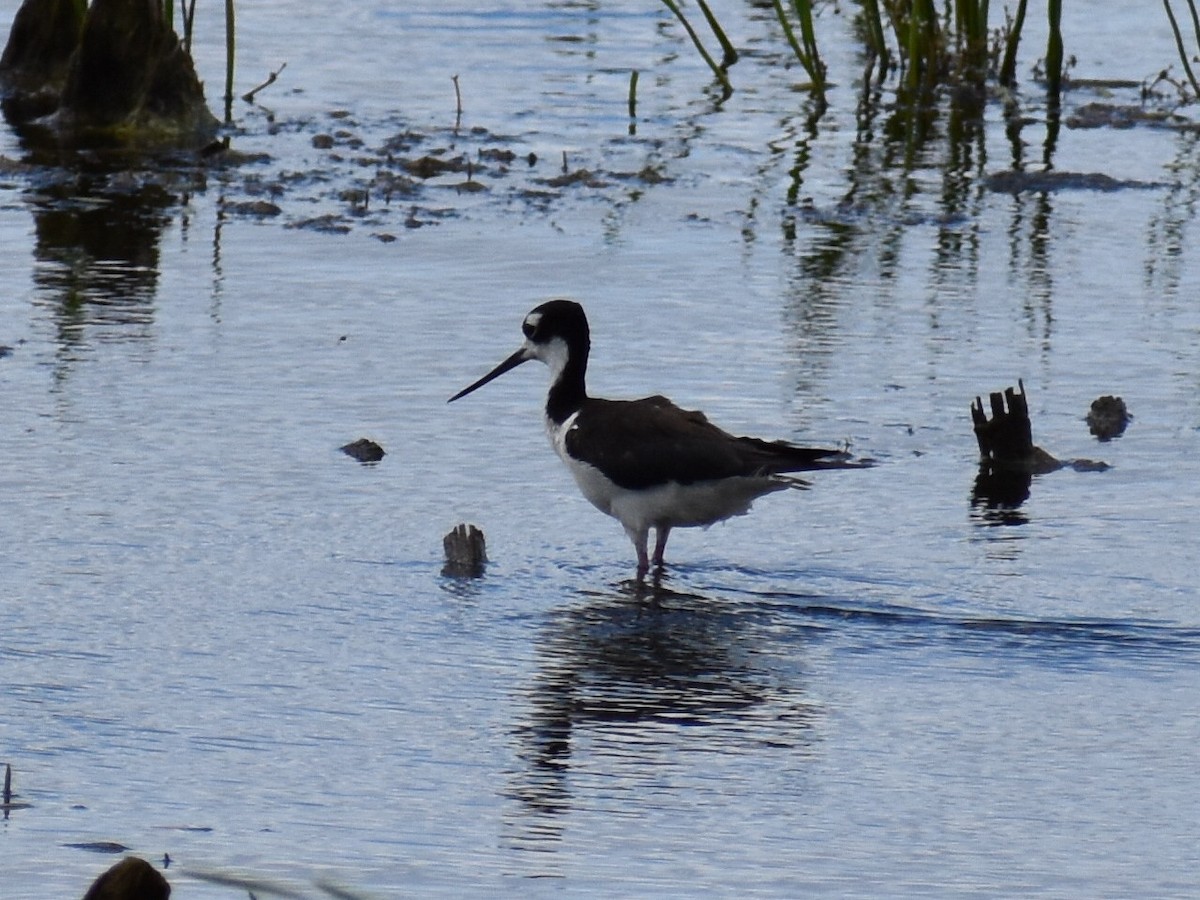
[660,0,733,93]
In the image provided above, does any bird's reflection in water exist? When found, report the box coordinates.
[503,576,821,857]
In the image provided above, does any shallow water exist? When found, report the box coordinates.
[2,1,1200,896]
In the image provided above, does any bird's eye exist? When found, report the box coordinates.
[522,311,542,340]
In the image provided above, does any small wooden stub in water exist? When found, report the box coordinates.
[443,523,487,577]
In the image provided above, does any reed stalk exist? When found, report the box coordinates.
[791,0,826,88]
[953,0,989,82]
[659,0,733,94]
[857,0,891,79]
[770,0,826,92]
[183,0,197,56]
[695,0,738,70]
[224,0,235,123]
[1162,0,1200,96]
[904,0,940,91]
[1045,0,1063,97]
[998,0,1027,86]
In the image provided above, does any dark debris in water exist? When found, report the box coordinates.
[1086,395,1131,441]
[986,170,1167,194]
[1065,103,1192,130]
[286,214,353,234]
[65,840,132,854]
[1,104,674,236]
[222,199,282,217]
[340,438,385,464]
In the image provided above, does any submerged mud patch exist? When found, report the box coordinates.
[197,108,672,235]
[1,104,673,239]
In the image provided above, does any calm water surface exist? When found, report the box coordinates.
[2,1,1199,896]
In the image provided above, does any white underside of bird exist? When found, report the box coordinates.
[547,411,801,571]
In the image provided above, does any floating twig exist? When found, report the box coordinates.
[242,62,287,103]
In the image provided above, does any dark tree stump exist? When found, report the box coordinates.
[1,0,217,143]
[0,0,84,121]
[970,380,1061,474]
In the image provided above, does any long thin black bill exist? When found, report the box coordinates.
[448,347,529,402]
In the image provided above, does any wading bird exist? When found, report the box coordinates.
[449,300,868,578]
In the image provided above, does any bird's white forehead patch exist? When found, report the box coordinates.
[524,311,542,331]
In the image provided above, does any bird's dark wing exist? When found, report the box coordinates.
[565,395,854,490]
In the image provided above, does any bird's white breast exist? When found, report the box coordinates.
[546,412,618,516]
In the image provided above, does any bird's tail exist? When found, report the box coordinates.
[741,438,874,474]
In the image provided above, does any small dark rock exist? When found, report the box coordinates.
[1086,395,1130,441]
[340,438,385,464]
[311,133,334,149]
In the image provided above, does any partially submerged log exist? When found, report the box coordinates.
[1,0,217,145]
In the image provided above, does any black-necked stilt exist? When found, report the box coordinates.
[449,300,869,577]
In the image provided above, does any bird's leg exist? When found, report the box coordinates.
[651,525,671,569]
[626,525,651,580]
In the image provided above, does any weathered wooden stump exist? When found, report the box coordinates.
[82,857,170,900]
[0,0,217,144]
[443,523,487,577]
[0,0,84,122]
[970,380,1062,474]
[971,380,1111,511]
